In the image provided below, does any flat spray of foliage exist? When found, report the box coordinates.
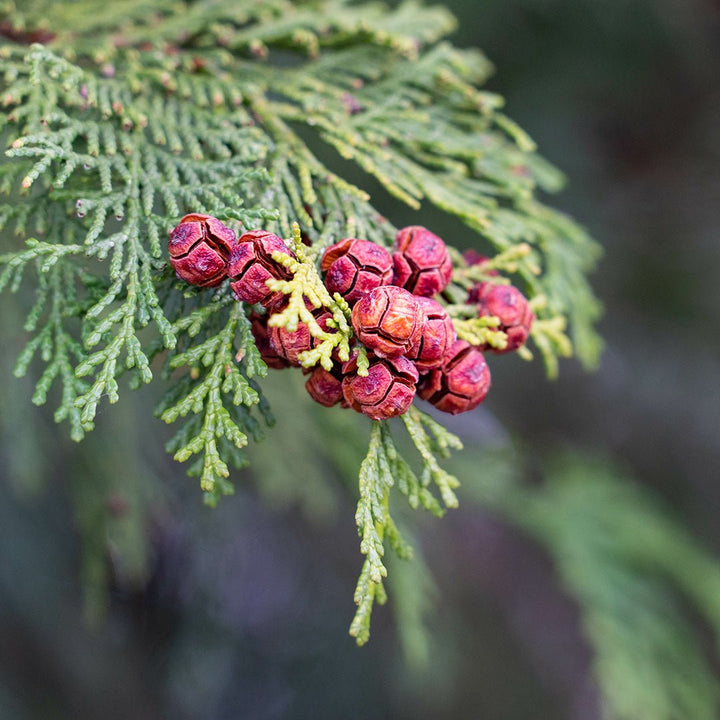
[509,455,720,720]
[0,0,604,645]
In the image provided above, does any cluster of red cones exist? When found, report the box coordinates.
[168,214,534,421]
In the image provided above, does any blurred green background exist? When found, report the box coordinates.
[1,0,720,718]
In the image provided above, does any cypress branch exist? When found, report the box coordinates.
[0,0,603,644]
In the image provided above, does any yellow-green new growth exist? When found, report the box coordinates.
[266,222,355,372]
[451,241,540,290]
[447,305,509,350]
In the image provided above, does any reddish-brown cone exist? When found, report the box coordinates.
[321,238,393,305]
[305,366,345,407]
[469,282,534,352]
[418,340,491,414]
[351,286,423,358]
[342,354,418,420]
[168,213,236,287]
[268,309,333,366]
[249,311,291,370]
[392,225,452,297]
[406,296,457,372]
[228,229,295,308]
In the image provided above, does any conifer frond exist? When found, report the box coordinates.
[11,261,89,440]
[158,298,271,506]
[4,1,456,60]
[516,456,720,720]
[1,41,273,439]
[402,406,462,509]
[351,414,461,643]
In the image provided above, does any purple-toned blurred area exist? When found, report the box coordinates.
[1,1,720,718]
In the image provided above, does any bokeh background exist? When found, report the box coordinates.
[1,0,719,718]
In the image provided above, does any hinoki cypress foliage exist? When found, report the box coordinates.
[0,0,602,644]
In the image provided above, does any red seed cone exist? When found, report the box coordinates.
[305,365,345,407]
[392,225,452,297]
[351,286,423,358]
[469,282,534,353]
[342,353,418,420]
[321,238,393,305]
[268,307,333,366]
[418,340,491,414]
[168,213,236,287]
[248,311,291,370]
[228,229,295,308]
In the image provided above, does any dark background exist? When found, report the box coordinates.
[1,0,719,717]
